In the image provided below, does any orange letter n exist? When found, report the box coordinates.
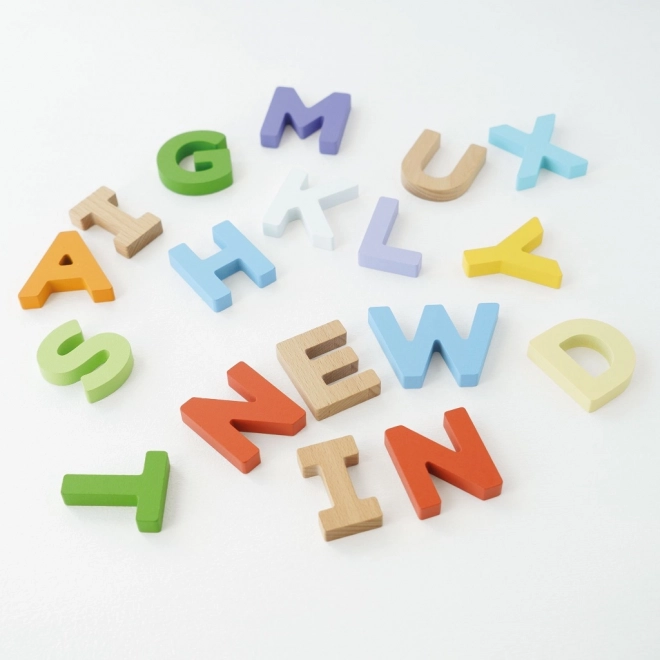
[385,407,503,519]
[181,362,306,473]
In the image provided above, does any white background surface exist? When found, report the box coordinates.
[2,1,659,658]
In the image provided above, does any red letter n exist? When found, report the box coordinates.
[385,407,502,519]
[181,362,306,473]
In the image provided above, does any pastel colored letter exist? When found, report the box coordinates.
[69,186,163,258]
[37,319,134,403]
[358,197,422,277]
[385,408,503,519]
[260,87,351,154]
[18,231,114,309]
[528,318,635,412]
[368,304,499,388]
[462,217,562,288]
[61,451,170,532]
[181,362,306,474]
[297,435,383,541]
[169,221,276,312]
[489,114,588,190]
[157,130,233,195]
[276,320,381,421]
[263,169,358,250]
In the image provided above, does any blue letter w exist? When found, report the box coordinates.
[368,304,499,388]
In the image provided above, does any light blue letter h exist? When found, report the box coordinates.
[169,221,276,312]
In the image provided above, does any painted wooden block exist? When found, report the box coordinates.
[528,319,635,412]
[401,129,486,201]
[368,304,499,388]
[157,130,233,195]
[276,320,380,421]
[69,186,163,258]
[37,320,133,403]
[61,451,170,532]
[18,231,114,309]
[297,435,382,541]
[358,197,422,277]
[385,408,503,519]
[169,221,276,312]
[489,114,588,190]
[463,217,562,288]
[263,169,358,250]
[181,362,306,474]
[260,87,351,154]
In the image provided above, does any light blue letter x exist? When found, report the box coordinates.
[489,114,588,190]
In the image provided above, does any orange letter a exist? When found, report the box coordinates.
[18,231,114,309]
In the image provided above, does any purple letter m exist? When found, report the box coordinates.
[260,87,351,155]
